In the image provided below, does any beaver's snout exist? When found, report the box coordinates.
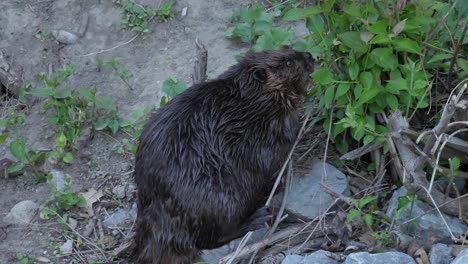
[299,51,314,72]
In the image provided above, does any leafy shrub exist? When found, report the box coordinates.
[113,0,175,32]
[29,64,119,163]
[226,0,468,154]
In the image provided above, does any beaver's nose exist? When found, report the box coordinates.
[302,51,313,63]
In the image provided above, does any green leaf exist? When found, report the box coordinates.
[95,118,109,130]
[108,120,120,134]
[344,4,362,18]
[370,48,398,70]
[338,32,367,53]
[159,96,167,107]
[55,88,72,99]
[360,72,374,89]
[345,208,361,224]
[363,213,373,229]
[457,59,468,72]
[386,94,399,111]
[385,78,406,94]
[10,138,26,163]
[363,134,375,145]
[30,87,54,97]
[349,63,359,80]
[306,15,324,37]
[450,157,460,171]
[369,34,392,45]
[162,77,188,98]
[0,119,8,129]
[7,162,24,174]
[282,6,321,21]
[63,152,74,164]
[356,87,381,106]
[426,54,452,65]
[77,86,96,102]
[333,121,346,139]
[396,195,410,219]
[76,195,87,208]
[336,83,351,98]
[324,87,335,108]
[132,26,143,32]
[369,20,388,35]
[253,20,272,35]
[0,134,8,143]
[225,24,252,42]
[354,84,363,98]
[55,132,67,149]
[47,116,59,125]
[394,38,422,55]
[312,69,335,85]
[358,195,378,208]
[240,7,261,23]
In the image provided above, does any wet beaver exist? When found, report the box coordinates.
[133,48,314,263]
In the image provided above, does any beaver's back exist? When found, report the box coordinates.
[133,48,313,263]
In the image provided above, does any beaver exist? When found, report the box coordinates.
[133,48,314,263]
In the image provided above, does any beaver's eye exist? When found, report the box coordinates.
[286,60,294,66]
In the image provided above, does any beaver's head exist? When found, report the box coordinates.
[220,48,314,99]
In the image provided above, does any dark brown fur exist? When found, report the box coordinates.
[133,48,314,263]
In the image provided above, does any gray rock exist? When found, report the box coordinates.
[126,183,136,200]
[451,249,468,264]
[59,240,73,255]
[429,243,453,264]
[386,187,468,242]
[103,208,134,228]
[68,217,78,230]
[51,30,78,44]
[3,200,39,225]
[273,159,348,219]
[50,170,67,192]
[283,250,338,264]
[112,185,126,199]
[282,255,303,264]
[344,252,416,264]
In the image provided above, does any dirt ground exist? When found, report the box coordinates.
[0,0,254,262]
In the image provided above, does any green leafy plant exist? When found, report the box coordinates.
[345,194,394,249]
[225,4,294,51]
[345,195,379,230]
[113,0,175,32]
[97,56,134,90]
[15,253,35,264]
[159,76,188,107]
[156,1,175,22]
[113,0,154,32]
[29,64,120,163]
[0,110,46,176]
[40,175,86,220]
[226,0,467,156]
[285,0,466,153]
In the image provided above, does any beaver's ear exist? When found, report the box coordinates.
[252,68,267,82]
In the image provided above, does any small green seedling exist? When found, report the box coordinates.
[156,1,175,22]
[97,56,134,90]
[40,175,86,220]
[160,76,188,107]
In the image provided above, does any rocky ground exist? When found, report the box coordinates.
[1,1,467,264]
